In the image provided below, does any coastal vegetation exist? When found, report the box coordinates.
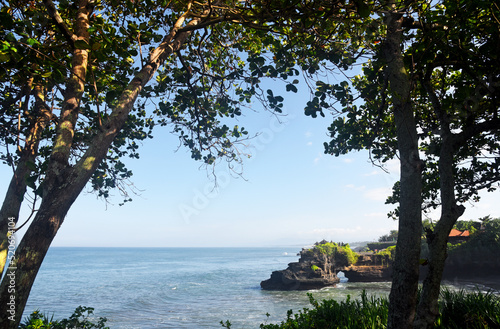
[446,218,500,264]
[306,241,359,266]
[256,289,500,329]
[375,246,396,261]
[20,306,108,329]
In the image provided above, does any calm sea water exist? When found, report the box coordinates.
[24,247,393,328]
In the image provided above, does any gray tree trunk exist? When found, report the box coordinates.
[414,96,465,328]
[0,85,52,275]
[383,7,423,329]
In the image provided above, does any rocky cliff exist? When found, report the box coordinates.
[262,240,500,291]
[341,253,392,282]
[260,242,391,290]
[260,246,340,290]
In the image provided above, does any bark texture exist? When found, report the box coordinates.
[0,85,53,275]
[383,7,423,329]
[413,85,465,328]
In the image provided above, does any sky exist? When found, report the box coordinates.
[2,80,499,248]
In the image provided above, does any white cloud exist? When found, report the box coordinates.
[343,158,354,163]
[313,152,323,164]
[363,187,392,201]
[345,184,391,201]
[385,159,400,176]
[345,184,366,191]
[364,170,380,176]
[363,212,386,217]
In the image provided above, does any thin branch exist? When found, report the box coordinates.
[14,194,38,233]
[89,63,103,130]
[137,31,144,69]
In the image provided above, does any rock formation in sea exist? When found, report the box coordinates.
[260,246,339,290]
[260,241,393,290]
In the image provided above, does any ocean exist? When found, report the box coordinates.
[24,247,393,328]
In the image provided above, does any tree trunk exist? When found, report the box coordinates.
[0,162,30,275]
[0,187,77,326]
[414,139,464,328]
[383,7,423,329]
[0,85,52,275]
[0,13,201,328]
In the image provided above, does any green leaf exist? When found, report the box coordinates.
[26,161,37,171]
[353,0,371,18]
[286,83,298,93]
[26,38,40,47]
[25,175,37,189]
[74,40,91,50]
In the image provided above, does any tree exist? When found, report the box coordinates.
[265,0,422,326]
[379,230,398,242]
[317,0,499,328]
[0,0,324,326]
[261,0,499,327]
[243,1,422,326]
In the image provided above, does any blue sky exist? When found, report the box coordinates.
[3,80,499,247]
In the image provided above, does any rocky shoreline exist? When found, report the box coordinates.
[261,242,393,290]
[261,242,500,291]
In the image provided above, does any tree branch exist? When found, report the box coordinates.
[70,15,203,192]
[42,0,78,47]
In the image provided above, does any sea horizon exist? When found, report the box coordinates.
[23,246,390,328]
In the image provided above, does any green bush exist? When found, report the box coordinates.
[311,242,359,266]
[367,242,397,251]
[435,288,500,329]
[313,242,337,256]
[20,306,109,329]
[447,218,500,265]
[311,265,320,271]
[259,291,388,329]
[240,288,500,329]
[375,246,396,260]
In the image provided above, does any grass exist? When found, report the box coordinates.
[436,288,500,329]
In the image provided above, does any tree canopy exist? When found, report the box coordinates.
[0,0,498,328]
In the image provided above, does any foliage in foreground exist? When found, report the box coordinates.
[258,291,388,329]
[436,289,500,329]
[19,306,109,329]
[222,289,500,329]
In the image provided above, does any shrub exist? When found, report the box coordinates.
[367,242,396,251]
[375,246,396,260]
[311,242,359,266]
[259,291,388,329]
[435,288,500,329]
[313,242,337,256]
[250,288,500,329]
[20,306,109,329]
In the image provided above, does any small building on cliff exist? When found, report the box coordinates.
[448,229,470,244]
